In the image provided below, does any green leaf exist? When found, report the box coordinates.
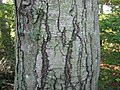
[115,78,120,82]
[112,33,120,40]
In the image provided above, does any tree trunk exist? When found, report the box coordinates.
[14,0,100,90]
[0,0,2,3]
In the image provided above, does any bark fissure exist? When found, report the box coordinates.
[61,27,66,47]
[45,2,51,42]
[77,47,82,89]
[89,33,93,90]
[79,1,92,90]
[41,38,49,89]
[40,1,51,89]
[14,0,21,87]
[15,0,29,88]
[64,41,73,90]
[64,1,82,89]
[84,42,89,90]
[57,0,61,32]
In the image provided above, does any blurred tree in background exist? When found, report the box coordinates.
[0,0,120,90]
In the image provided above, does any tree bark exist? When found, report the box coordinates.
[14,0,100,90]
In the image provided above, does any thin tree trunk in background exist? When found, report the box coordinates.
[14,0,100,90]
[0,0,2,3]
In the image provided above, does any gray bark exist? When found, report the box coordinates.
[14,0,100,90]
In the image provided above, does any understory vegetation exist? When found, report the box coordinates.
[0,1,120,90]
[98,6,120,90]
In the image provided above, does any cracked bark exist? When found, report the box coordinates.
[14,0,100,90]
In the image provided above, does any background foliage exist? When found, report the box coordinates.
[99,2,120,90]
[0,3,15,89]
[0,0,120,90]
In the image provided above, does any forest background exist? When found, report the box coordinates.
[0,0,120,90]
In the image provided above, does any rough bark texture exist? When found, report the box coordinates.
[14,0,100,90]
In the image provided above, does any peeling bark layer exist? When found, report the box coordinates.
[14,0,100,90]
